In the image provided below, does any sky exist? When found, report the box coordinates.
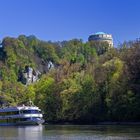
[0,0,140,46]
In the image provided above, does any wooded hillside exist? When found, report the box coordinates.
[0,35,140,123]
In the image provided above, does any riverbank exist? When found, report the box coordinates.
[45,121,140,125]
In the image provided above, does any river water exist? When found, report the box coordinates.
[0,125,140,140]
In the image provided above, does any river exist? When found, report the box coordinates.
[0,125,140,140]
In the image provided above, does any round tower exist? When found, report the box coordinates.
[88,32,113,47]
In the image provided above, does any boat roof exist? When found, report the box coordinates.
[0,105,40,112]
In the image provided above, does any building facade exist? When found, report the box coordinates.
[88,32,113,47]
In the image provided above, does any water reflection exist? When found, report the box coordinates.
[0,125,140,140]
[0,125,43,140]
[43,125,140,140]
[18,125,43,140]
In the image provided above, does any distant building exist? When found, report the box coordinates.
[88,32,113,47]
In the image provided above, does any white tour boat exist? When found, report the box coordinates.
[0,103,45,125]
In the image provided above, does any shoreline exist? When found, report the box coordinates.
[45,121,140,125]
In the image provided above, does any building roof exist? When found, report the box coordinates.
[95,32,106,35]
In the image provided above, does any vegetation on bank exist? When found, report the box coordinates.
[0,35,140,123]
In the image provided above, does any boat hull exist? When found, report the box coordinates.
[16,119,45,125]
[0,120,45,126]
[0,118,45,126]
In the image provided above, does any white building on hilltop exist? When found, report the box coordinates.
[88,32,113,47]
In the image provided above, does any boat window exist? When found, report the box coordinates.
[19,117,41,121]
[21,110,40,114]
[0,111,19,116]
[19,118,31,121]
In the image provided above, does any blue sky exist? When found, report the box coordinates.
[0,0,140,46]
